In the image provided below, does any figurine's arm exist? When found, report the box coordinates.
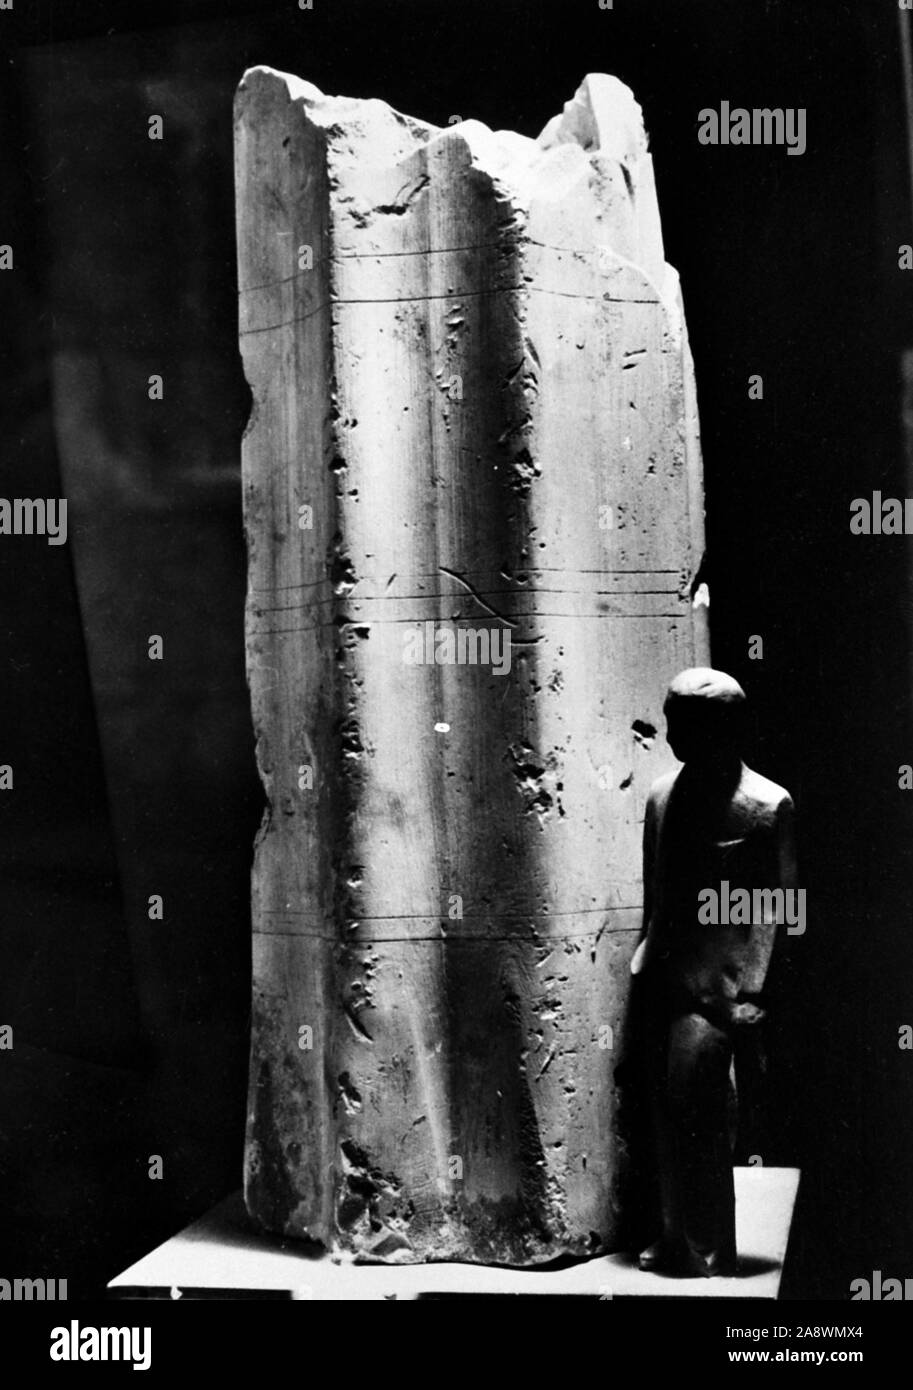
[740,793,797,998]
[630,792,658,976]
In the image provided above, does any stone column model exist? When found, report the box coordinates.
[235,67,708,1264]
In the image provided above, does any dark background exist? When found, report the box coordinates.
[0,0,911,1298]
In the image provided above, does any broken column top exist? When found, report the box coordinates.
[236,68,667,292]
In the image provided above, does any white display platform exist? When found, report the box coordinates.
[108,1166,799,1300]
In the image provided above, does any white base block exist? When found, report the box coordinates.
[108,1167,799,1300]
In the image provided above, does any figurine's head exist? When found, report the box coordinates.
[663,667,746,769]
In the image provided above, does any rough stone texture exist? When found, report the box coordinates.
[236,67,709,1264]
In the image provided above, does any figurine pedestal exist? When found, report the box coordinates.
[108,1166,799,1300]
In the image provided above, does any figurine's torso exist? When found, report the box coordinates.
[644,763,791,1020]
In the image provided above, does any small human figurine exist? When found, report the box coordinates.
[631,667,797,1276]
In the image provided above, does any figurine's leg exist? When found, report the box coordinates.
[666,1010,737,1275]
[647,1008,680,1245]
[638,982,688,1273]
[732,1017,768,1158]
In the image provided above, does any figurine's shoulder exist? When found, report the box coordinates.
[646,768,680,814]
[738,765,793,816]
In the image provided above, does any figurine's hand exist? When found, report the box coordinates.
[630,938,647,977]
[730,1000,766,1027]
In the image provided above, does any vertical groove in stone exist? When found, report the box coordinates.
[236,67,708,1264]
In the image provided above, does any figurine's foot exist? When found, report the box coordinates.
[638,1237,737,1278]
[637,1237,684,1274]
[679,1246,738,1279]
